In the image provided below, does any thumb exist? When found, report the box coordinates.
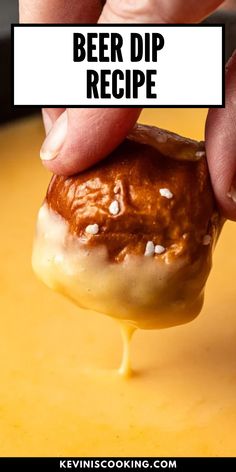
[205,50,236,221]
[41,0,223,176]
[99,0,224,23]
[40,107,141,175]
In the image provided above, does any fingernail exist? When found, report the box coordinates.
[227,177,236,204]
[40,110,68,161]
[42,109,53,135]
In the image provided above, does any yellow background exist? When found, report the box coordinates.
[0,109,236,456]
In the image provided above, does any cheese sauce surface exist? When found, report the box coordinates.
[0,110,236,456]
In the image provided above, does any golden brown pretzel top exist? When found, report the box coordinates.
[46,124,221,262]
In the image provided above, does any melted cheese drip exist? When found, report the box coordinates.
[34,202,138,375]
[1,110,236,456]
[118,323,136,377]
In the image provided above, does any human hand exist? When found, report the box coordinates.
[20,0,236,220]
